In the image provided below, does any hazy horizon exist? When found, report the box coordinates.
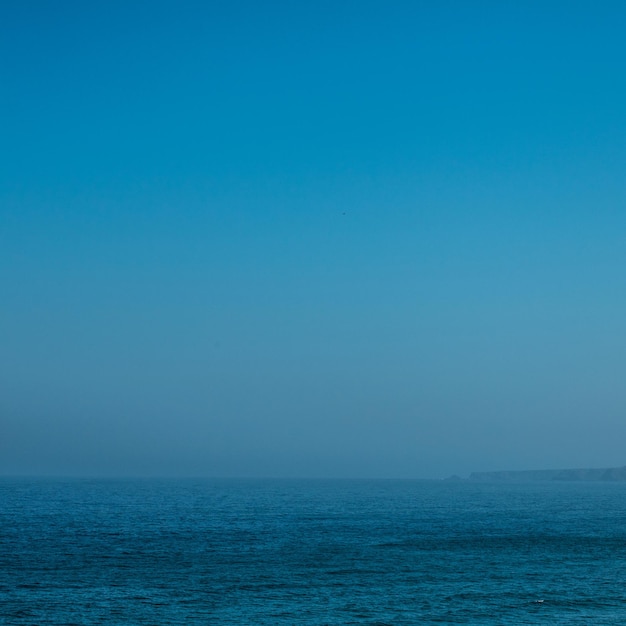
[2,2,626,479]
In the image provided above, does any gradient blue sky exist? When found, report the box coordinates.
[2,1,626,478]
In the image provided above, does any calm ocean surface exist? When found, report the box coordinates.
[2,478,626,625]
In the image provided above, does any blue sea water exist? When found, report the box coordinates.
[1,478,626,624]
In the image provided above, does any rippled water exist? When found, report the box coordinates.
[2,478,626,624]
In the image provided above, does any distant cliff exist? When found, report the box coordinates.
[469,466,626,482]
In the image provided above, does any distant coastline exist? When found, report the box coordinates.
[465,466,626,482]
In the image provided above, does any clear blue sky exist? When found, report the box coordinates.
[2,1,626,478]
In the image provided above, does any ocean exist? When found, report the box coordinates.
[1,478,626,624]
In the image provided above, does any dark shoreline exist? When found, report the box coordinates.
[467,466,626,482]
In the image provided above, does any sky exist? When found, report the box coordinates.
[2,1,626,478]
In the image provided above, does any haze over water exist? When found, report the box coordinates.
[2,2,626,479]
